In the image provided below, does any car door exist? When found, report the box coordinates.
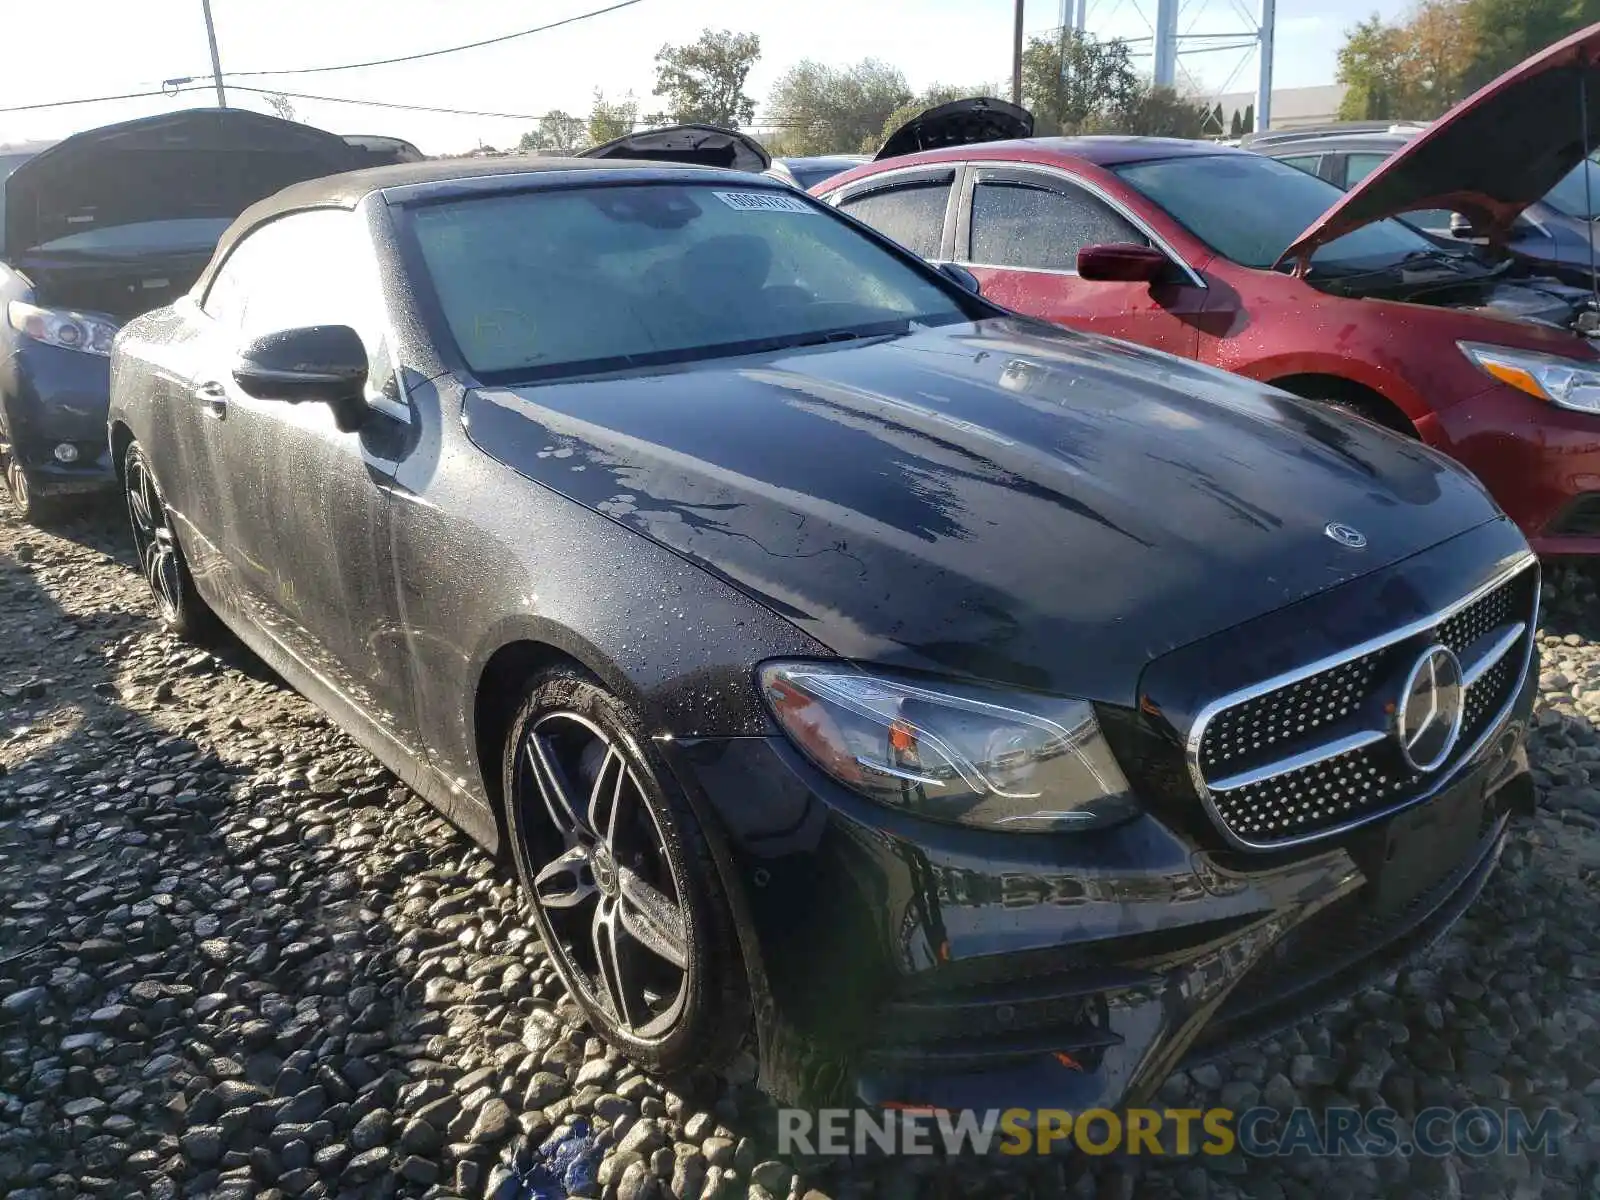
[188,208,428,767]
[830,168,958,261]
[954,166,1206,357]
[156,239,269,606]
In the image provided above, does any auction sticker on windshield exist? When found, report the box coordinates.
[714,191,815,213]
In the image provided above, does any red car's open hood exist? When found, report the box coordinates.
[1280,21,1600,264]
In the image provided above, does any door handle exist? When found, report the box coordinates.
[194,381,228,418]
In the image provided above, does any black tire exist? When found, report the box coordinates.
[122,441,219,642]
[1282,378,1417,438]
[3,454,52,524]
[503,666,750,1076]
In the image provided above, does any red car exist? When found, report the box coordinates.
[816,28,1600,556]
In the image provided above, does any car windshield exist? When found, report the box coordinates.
[1113,153,1440,272]
[29,217,236,256]
[408,181,968,382]
[1541,156,1600,219]
[785,161,856,190]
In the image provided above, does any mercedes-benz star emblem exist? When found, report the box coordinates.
[1396,645,1465,773]
[590,844,619,897]
[1324,522,1368,549]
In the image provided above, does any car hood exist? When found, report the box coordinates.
[1281,21,1600,263]
[580,125,771,173]
[4,108,362,256]
[875,97,1034,160]
[462,319,1499,703]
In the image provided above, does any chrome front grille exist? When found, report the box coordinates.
[1190,558,1538,850]
[1198,652,1385,781]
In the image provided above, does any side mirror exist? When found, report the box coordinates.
[1076,242,1172,283]
[1448,212,1474,238]
[938,261,982,295]
[233,325,369,428]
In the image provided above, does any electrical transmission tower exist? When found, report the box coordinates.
[1062,0,1276,130]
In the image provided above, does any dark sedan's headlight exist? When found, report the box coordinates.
[759,662,1137,832]
[8,301,119,356]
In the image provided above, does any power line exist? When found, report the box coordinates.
[185,0,647,82]
[227,85,545,121]
[0,87,187,115]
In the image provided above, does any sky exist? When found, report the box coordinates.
[1,0,1408,155]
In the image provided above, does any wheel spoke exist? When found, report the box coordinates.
[140,473,162,531]
[147,547,178,614]
[525,734,587,838]
[587,746,626,849]
[128,474,154,534]
[617,865,688,970]
[592,896,637,1028]
[532,844,597,910]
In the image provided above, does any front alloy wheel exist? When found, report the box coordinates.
[3,454,48,523]
[505,670,748,1075]
[123,442,216,641]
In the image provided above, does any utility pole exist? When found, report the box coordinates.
[1255,0,1275,132]
[201,0,228,108]
[1012,0,1025,107]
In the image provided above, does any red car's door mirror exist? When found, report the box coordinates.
[1076,242,1172,283]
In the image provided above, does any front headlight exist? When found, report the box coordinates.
[759,661,1137,833]
[7,300,119,357]
[1458,341,1600,414]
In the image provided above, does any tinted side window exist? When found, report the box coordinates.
[969,180,1147,271]
[836,180,950,259]
[202,210,395,398]
[1344,152,1454,234]
[1344,152,1388,186]
[1276,154,1323,176]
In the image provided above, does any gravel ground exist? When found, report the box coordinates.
[1,503,1598,1200]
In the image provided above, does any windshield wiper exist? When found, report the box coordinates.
[782,321,911,350]
[1311,248,1489,284]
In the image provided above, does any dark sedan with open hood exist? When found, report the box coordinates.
[0,108,366,520]
[109,157,1537,1118]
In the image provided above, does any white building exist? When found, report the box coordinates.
[1213,83,1348,131]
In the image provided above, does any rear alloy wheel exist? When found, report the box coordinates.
[123,442,217,641]
[505,670,748,1075]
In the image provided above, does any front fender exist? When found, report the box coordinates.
[1234,350,1433,424]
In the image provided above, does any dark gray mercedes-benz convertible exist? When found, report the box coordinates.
[109,157,1538,1113]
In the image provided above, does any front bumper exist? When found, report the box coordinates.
[668,521,1538,1114]
[674,675,1528,1113]
[0,341,116,495]
[1424,381,1600,557]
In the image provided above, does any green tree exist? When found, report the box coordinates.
[1461,0,1600,90]
[1337,15,1410,119]
[588,90,638,145]
[764,59,911,156]
[1020,30,1142,135]
[519,110,587,154]
[1118,85,1214,137]
[652,28,761,126]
